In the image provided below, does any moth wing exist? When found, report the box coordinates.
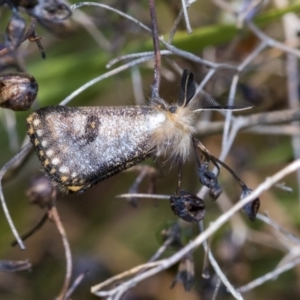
[27,105,155,193]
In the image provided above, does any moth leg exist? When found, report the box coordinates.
[147,161,164,195]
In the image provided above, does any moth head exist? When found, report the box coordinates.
[149,70,197,163]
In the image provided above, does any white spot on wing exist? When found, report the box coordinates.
[41,140,47,147]
[46,149,54,157]
[36,129,43,136]
[52,158,60,165]
[59,166,69,173]
[33,119,40,126]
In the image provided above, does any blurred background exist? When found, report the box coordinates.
[1,0,300,299]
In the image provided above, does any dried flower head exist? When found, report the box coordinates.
[170,190,205,223]
[241,187,260,221]
[0,73,38,111]
[26,175,56,208]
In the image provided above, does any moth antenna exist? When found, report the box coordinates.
[178,69,196,108]
[192,94,253,112]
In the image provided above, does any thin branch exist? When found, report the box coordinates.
[237,40,268,71]
[237,0,265,27]
[256,213,300,245]
[91,261,162,294]
[71,2,237,70]
[116,193,170,200]
[0,259,31,272]
[181,0,192,34]
[72,9,111,51]
[106,50,172,68]
[3,142,33,183]
[148,0,161,98]
[0,143,33,250]
[212,279,222,300]
[221,74,239,157]
[275,182,293,192]
[196,108,300,136]
[49,206,72,300]
[246,125,300,136]
[280,6,300,203]
[168,9,184,43]
[11,212,48,247]
[148,236,175,262]
[195,68,216,95]
[236,256,300,293]
[163,42,237,70]
[246,21,300,58]
[65,271,88,299]
[59,56,159,106]
[112,234,177,299]
[71,2,151,33]
[199,222,243,300]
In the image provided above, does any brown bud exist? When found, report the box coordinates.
[0,73,38,111]
[26,175,56,208]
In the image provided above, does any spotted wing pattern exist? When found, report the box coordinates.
[27,105,156,193]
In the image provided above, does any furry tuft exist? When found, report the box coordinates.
[150,102,196,163]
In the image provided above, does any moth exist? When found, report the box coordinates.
[27,70,252,193]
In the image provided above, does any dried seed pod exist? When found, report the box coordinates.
[26,175,56,208]
[171,253,195,291]
[197,165,222,200]
[241,187,260,221]
[5,13,26,49]
[209,184,222,200]
[170,190,205,223]
[197,162,219,189]
[0,73,38,111]
[27,0,72,22]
